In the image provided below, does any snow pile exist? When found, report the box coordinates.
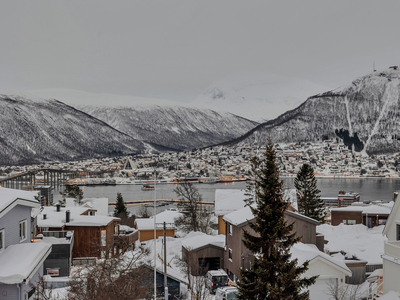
[317,224,386,264]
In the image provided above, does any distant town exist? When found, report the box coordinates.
[1,139,399,184]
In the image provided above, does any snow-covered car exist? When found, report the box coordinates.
[215,286,238,300]
[205,269,229,294]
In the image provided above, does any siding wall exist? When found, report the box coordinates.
[331,211,363,226]
[138,229,175,242]
[0,205,32,248]
[0,284,18,300]
[224,214,318,281]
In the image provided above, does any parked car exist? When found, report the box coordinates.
[205,269,229,294]
[215,286,238,300]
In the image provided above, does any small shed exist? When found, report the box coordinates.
[182,233,225,275]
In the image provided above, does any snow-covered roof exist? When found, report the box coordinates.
[222,205,253,227]
[38,206,119,228]
[214,189,246,216]
[383,198,400,236]
[66,197,109,216]
[291,242,352,276]
[0,243,52,284]
[223,205,319,227]
[0,187,39,218]
[182,233,225,251]
[318,223,386,265]
[135,209,182,230]
[331,202,393,215]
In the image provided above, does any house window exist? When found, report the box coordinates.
[89,211,95,216]
[397,224,400,241]
[47,268,60,276]
[347,220,356,225]
[101,230,106,247]
[19,220,27,242]
[378,219,387,225]
[228,224,233,236]
[0,229,4,251]
[228,248,233,261]
[343,220,347,224]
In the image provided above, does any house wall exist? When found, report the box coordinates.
[43,244,71,277]
[138,229,175,242]
[21,265,44,300]
[331,211,362,226]
[64,221,118,258]
[0,284,18,300]
[0,205,32,247]
[387,221,400,241]
[224,213,318,281]
[286,213,316,245]
[383,258,400,294]
[218,216,225,235]
[182,246,224,275]
[306,259,347,281]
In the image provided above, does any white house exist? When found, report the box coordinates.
[291,243,352,300]
[0,187,52,300]
[382,197,400,294]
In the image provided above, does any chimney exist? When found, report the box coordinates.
[66,210,70,223]
[56,204,61,212]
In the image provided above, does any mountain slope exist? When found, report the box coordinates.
[0,95,148,165]
[192,72,328,122]
[78,104,259,151]
[221,69,400,155]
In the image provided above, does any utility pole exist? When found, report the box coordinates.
[164,222,168,300]
[153,168,157,300]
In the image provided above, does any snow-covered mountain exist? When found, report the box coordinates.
[192,72,328,122]
[0,95,149,165]
[78,104,258,151]
[221,69,400,155]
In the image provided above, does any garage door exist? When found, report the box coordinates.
[309,278,335,300]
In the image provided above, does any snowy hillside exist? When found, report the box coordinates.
[78,104,258,151]
[221,69,400,155]
[0,95,148,165]
[192,72,328,122]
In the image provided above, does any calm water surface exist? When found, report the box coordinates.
[53,177,400,215]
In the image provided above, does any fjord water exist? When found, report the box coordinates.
[62,177,400,206]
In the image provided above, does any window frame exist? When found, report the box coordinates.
[0,228,4,251]
[228,248,233,262]
[397,224,400,241]
[228,224,233,236]
[19,220,27,243]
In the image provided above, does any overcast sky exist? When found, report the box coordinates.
[1,1,399,103]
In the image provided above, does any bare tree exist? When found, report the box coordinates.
[326,279,362,300]
[174,181,212,234]
[68,245,152,300]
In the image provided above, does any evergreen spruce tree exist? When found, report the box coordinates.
[238,140,317,300]
[113,192,128,217]
[294,164,325,223]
